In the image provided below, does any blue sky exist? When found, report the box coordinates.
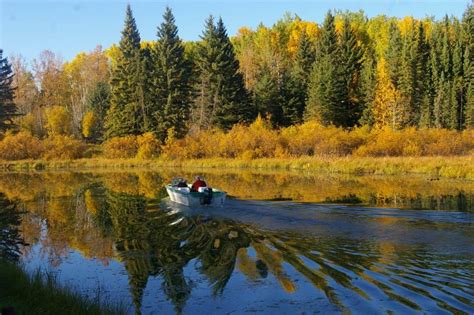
[0,0,469,62]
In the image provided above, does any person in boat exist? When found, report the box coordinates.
[191,176,207,192]
[176,178,188,188]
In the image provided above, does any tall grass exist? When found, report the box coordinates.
[0,156,472,179]
[0,260,126,315]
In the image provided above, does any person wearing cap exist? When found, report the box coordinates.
[191,176,207,192]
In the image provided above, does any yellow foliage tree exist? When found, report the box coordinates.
[82,111,99,139]
[44,106,73,136]
[372,58,400,129]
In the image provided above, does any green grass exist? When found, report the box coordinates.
[0,156,473,179]
[0,260,126,315]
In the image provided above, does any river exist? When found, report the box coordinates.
[1,169,473,314]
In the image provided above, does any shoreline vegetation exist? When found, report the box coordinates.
[0,260,125,315]
[0,193,124,315]
[1,156,473,180]
[1,119,473,179]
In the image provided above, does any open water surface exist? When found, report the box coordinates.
[0,170,473,314]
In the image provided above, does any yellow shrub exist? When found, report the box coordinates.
[280,122,367,157]
[158,117,473,159]
[102,136,138,158]
[354,127,418,157]
[0,131,44,160]
[226,117,279,158]
[42,135,89,160]
[136,132,160,159]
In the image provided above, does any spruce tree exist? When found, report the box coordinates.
[105,4,144,138]
[192,16,218,129]
[440,15,453,80]
[281,32,315,126]
[418,24,434,128]
[339,17,364,126]
[305,11,345,126]
[254,66,282,124]
[386,22,402,88]
[0,49,17,132]
[214,17,253,129]
[463,5,474,128]
[85,82,110,141]
[150,7,191,141]
[193,16,252,130]
[397,22,429,128]
[359,52,377,126]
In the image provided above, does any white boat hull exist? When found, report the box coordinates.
[166,186,226,207]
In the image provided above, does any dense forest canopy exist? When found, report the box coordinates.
[1,5,473,145]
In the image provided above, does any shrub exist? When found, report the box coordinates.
[102,136,138,158]
[42,135,89,160]
[146,118,474,160]
[136,132,160,159]
[0,131,44,160]
[281,122,368,157]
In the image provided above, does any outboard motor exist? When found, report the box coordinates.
[200,187,213,205]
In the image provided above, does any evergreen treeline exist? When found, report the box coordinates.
[2,5,473,144]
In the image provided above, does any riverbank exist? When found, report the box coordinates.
[0,156,473,179]
[0,260,124,314]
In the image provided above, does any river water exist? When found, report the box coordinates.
[1,170,473,314]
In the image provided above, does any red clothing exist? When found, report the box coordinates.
[191,180,207,191]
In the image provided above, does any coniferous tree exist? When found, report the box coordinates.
[397,25,417,128]
[84,82,110,141]
[386,22,402,88]
[192,16,218,129]
[359,52,377,126]
[0,49,18,132]
[214,17,253,129]
[193,16,252,130]
[463,5,474,128]
[87,82,111,120]
[419,24,435,128]
[434,75,450,128]
[105,4,145,138]
[254,66,282,124]
[305,11,345,126]
[440,15,453,80]
[281,32,315,126]
[339,17,364,126]
[150,7,191,141]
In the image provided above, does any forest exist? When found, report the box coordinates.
[0,5,473,161]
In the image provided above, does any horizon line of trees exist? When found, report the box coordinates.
[0,5,473,144]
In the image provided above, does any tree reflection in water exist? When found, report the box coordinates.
[1,171,473,314]
[0,193,25,263]
[82,184,473,314]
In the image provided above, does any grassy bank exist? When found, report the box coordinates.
[0,260,125,315]
[0,156,473,179]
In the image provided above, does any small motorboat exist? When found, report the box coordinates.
[166,178,226,207]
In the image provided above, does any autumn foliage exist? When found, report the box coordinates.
[161,117,474,159]
[0,118,473,161]
[0,131,88,160]
[101,133,160,159]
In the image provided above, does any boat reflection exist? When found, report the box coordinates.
[2,171,472,314]
[84,186,473,314]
